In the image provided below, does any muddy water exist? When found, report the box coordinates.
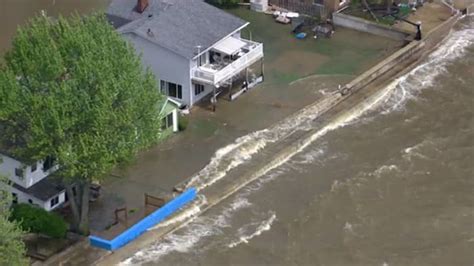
[0,0,110,54]
[124,17,474,266]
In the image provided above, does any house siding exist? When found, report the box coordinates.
[11,186,66,211]
[0,154,56,189]
[125,33,193,106]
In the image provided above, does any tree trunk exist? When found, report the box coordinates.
[66,182,90,235]
[66,184,80,232]
[78,184,90,235]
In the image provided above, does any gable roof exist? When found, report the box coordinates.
[13,176,65,201]
[107,0,248,59]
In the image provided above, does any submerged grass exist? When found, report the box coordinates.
[228,7,402,83]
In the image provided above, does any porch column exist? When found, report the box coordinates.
[172,109,179,132]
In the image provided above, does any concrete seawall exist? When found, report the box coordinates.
[333,12,411,41]
[61,11,466,266]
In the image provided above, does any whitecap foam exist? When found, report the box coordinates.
[228,212,277,248]
[149,195,206,230]
[379,25,474,114]
[185,94,343,191]
[370,165,400,179]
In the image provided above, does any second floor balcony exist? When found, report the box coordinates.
[192,37,263,87]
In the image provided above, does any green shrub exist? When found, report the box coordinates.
[10,204,68,238]
[178,115,188,131]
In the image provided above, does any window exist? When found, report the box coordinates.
[160,80,182,99]
[50,196,59,208]
[15,168,24,179]
[43,156,55,171]
[161,117,167,130]
[194,84,205,95]
[31,163,37,172]
[162,113,174,130]
[167,113,173,128]
[12,193,18,204]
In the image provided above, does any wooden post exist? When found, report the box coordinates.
[261,58,265,82]
[114,207,128,226]
[212,86,217,112]
[228,79,233,101]
[245,67,249,90]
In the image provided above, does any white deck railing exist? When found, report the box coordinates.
[192,39,263,86]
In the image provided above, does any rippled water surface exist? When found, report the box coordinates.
[124,16,474,266]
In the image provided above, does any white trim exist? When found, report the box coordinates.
[191,23,250,60]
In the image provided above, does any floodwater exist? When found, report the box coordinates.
[0,0,110,54]
[123,16,474,266]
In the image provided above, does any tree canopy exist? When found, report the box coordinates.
[0,13,164,233]
[0,175,27,266]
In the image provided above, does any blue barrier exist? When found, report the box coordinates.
[89,187,197,251]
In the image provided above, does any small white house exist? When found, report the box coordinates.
[107,0,264,108]
[0,150,65,212]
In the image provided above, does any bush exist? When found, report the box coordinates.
[10,204,68,238]
[178,115,189,131]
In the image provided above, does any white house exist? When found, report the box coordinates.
[0,148,65,211]
[106,0,264,108]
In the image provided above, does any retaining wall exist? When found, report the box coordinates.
[344,10,463,93]
[89,188,197,251]
[333,12,411,41]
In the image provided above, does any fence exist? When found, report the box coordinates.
[89,188,197,251]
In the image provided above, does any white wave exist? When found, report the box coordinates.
[149,195,206,230]
[293,147,326,165]
[228,213,277,248]
[186,95,342,191]
[121,218,220,265]
[370,164,399,179]
[380,25,474,114]
[123,193,254,265]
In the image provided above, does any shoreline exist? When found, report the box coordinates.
[95,11,466,266]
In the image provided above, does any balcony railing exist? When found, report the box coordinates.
[192,39,263,86]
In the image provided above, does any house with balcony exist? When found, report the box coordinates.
[106,0,264,108]
[0,146,65,211]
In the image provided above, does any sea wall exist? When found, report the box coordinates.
[89,188,197,251]
[343,11,463,94]
[333,12,411,41]
[422,11,463,52]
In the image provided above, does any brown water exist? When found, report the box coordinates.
[0,0,110,54]
[123,16,474,266]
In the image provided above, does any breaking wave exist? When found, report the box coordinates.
[228,212,277,248]
[123,18,474,265]
[380,24,474,114]
[186,95,342,190]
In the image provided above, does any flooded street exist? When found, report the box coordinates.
[124,17,474,266]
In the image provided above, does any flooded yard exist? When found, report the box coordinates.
[91,9,403,231]
[0,1,403,233]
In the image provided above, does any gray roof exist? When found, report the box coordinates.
[107,0,248,59]
[13,176,65,201]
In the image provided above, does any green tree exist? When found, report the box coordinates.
[0,175,28,266]
[0,13,163,234]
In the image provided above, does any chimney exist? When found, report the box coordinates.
[136,0,149,13]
